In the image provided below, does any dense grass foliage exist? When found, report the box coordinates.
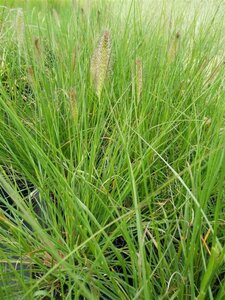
[0,1,225,299]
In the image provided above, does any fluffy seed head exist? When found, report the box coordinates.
[71,49,76,71]
[168,31,180,64]
[27,66,34,84]
[68,88,78,120]
[53,9,60,28]
[34,38,42,59]
[15,8,25,46]
[91,30,112,98]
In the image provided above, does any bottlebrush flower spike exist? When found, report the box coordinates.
[135,58,143,101]
[68,88,78,120]
[168,31,180,64]
[53,9,60,28]
[34,38,42,59]
[27,66,34,85]
[91,30,112,99]
[15,8,25,47]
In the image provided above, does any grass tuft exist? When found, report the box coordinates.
[0,0,225,299]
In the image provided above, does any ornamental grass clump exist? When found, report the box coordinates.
[90,30,112,99]
[1,1,225,299]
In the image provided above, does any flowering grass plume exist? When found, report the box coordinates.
[27,66,34,85]
[135,58,143,101]
[91,30,112,99]
[53,9,60,28]
[168,31,180,64]
[34,38,42,59]
[15,8,25,48]
[68,88,78,120]
[71,48,76,71]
